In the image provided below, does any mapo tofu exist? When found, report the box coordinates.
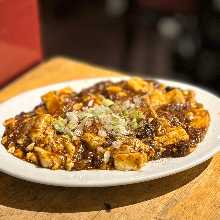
[1,77,210,171]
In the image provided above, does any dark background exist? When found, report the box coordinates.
[39,0,220,94]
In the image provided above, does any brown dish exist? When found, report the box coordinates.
[1,77,210,171]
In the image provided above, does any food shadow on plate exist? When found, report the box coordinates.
[0,159,211,213]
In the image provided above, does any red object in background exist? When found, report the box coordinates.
[0,0,42,87]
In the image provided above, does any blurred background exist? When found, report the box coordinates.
[0,0,220,94]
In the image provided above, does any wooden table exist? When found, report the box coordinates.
[0,57,219,220]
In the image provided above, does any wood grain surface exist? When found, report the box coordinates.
[0,57,219,220]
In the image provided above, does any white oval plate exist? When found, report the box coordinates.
[0,77,220,187]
